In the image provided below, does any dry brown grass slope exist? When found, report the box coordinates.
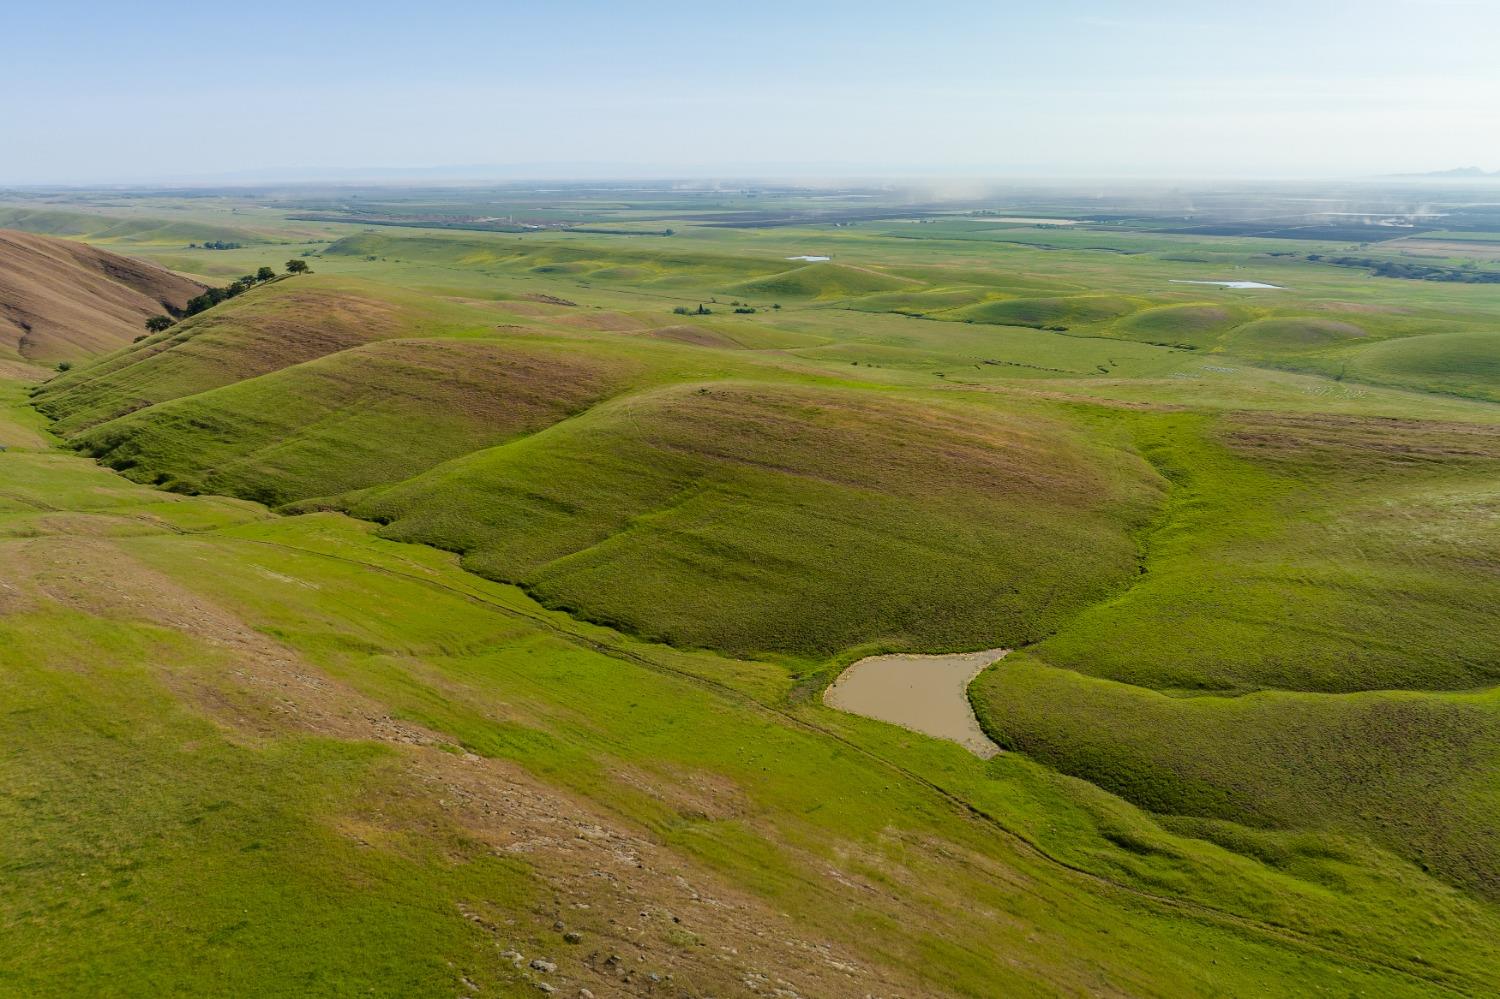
[0,229,202,363]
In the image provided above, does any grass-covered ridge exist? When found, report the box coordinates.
[1341,329,1500,401]
[1025,410,1500,694]
[973,653,1500,899]
[971,407,1500,898]
[32,275,499,433]
[726,261,922,299]
[70,337,641,505]
[354,382,1165,658]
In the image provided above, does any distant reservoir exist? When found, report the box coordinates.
[1170,279,1284,290]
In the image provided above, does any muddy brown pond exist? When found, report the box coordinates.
[824,648,1009,758]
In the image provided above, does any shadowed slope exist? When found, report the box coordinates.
[0,229,202,363]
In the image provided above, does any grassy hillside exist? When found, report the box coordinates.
[1222,316,1369,353]
[1023,410,1500,694]
[971,407,1500,898]
[354,383,1165,659]
[973,654,1500,899]
[947,294,1142,328]
[1340,330,1500,401]
[1114,303,1246,345]
[726,261,922,299]
[33,275,495,433]
[71,337,642,505]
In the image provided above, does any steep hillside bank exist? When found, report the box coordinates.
[0,229,202,363]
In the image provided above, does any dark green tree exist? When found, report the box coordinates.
[256,266,276,282]
[285,259,310,274]
[144,315,174,333]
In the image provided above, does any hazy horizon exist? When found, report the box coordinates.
[6,0,1499,186]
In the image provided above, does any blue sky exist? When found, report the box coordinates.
[4,0,1498,183]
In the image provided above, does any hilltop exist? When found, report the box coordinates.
[0,229,202,364]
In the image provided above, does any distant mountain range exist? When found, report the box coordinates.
[1397,167,1500,178]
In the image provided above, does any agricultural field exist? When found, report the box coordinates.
[5,179,1500,996]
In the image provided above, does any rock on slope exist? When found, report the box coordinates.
[0,228,202,363]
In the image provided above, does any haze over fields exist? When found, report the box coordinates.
[5,4,1500,999]
[5,1,1500,183]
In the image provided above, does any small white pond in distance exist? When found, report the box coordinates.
[1170,279,1284,290]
